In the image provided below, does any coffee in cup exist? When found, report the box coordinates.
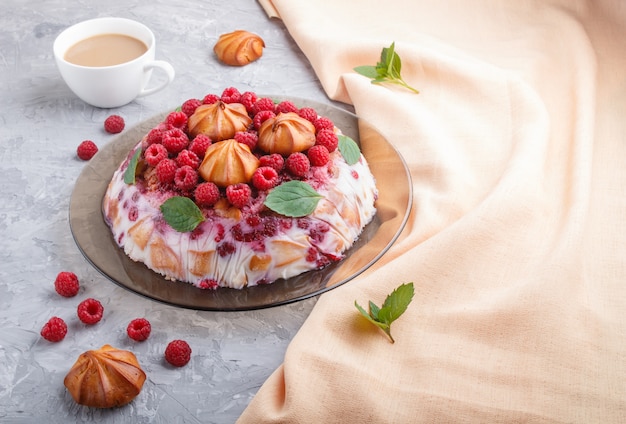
[53,17,175,108]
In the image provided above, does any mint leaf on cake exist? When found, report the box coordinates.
[160,196,205,232]
[264,180,323,217]
[123,148,142,184]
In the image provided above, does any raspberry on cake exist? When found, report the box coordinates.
[102,89,378,290]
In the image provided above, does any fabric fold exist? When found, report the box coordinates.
[239,0,626,422]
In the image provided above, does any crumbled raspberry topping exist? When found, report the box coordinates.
[198,279,219,290]
[217,241,236,257]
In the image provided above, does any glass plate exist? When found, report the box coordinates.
[69,97,412,311]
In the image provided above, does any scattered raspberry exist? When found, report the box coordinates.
[259,153,284,171]
[165,111,188,130]
[104,115,125,134]
[181,98,201,117]
[77,298,104,325]
[221,87,242,104]
[297,107,318,123]
[175,149,200,169]
[145,128,164,146]
[252,97,275,115]
[253,110,276,130]
[195,182,221,206]
[144,143,169,167]
[252,166,279,190]
[155,158,177,184]
[234,131,258,150]
[202,93,220,104]
[54,271,79,297]
[40,316,67,342]
[164,339,192,367]
[286,152,310,177]
[307,144,330,167]
[240,91,258,113]
[275,100,298,114]
[162,128,189,154]
[189,134,212,158]
[76,140,98,160]
[127,318,151,341]
[313,116,334,132]
[174,165,198,191]
[226,183,252,208]
[315,129,339,152]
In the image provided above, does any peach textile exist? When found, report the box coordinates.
[240,0,626,422]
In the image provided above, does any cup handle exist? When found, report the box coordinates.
[138,61,175,97]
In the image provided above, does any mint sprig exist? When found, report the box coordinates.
[123,148,142,184]
[338,134,361,165]
[264,180,323,217]
[160,196,205,232]
[354,42,419,94]
[355,282,414,343]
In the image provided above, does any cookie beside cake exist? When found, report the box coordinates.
[103,88,377,290]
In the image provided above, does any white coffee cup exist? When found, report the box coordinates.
[53,17,175,108]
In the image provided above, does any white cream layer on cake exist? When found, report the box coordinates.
[103,137,377,290]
